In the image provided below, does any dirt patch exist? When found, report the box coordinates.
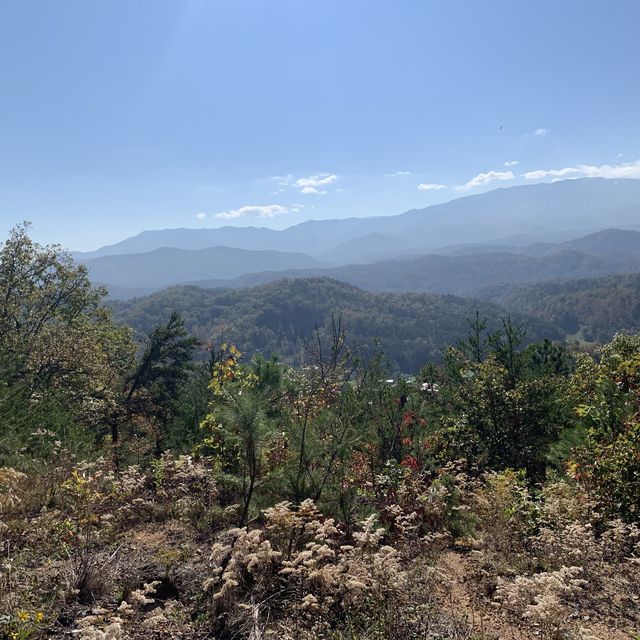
[434,551,634,640]
[435,551,532,640]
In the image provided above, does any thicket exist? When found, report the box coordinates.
[1,227,639,639]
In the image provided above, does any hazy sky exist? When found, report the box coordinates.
[1,1,639,250]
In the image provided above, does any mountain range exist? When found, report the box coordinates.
[78,178,640,258]
[98,178,640,371]
[180,231,640,295]
[75,178,640,299]
[85,245,324,289]
[92,227,640,299]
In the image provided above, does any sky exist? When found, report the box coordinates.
[1,1,639,251]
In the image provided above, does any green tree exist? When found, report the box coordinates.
[571,333,640,521]
[425,317,574,480]
[200,345,283,525]
[110,311,198,463]
[0,223,135,463]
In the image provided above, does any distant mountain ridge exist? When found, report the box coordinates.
[174,229,640,296]
[78,179,640,263]
[83,245,324,289]
[525,228,640,258]
[95,227,640,299]
[73,180,640,298]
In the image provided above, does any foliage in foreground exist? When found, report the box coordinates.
[1,456,639,639]
[1,225,640,639]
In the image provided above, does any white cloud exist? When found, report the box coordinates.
[522,167,578,180]
[195,212,207,220]
[457,170,515,192]
[214,204,289,219]
[269,172,339,195]
[533,127,550,136]
[522,161,640,181]
[270,174,293,183]
[300,186,322,194]
[385,170,412,177]
[504,160,519,167]
[269,173,338,195]
[270,174,293,192]
[417,182,447,191]
[294,173,338,194]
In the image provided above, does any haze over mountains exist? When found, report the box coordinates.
[92,176,640,371]
[79,178,640,261]
[79,179,640,299]
[85,245,324,289]
[180,230,640,295]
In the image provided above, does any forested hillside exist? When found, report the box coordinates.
[111,278,561,372]
[479,273,640,342]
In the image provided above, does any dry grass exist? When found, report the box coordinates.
[1,460,638,639]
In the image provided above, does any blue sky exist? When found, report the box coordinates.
[1,1,639,250]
